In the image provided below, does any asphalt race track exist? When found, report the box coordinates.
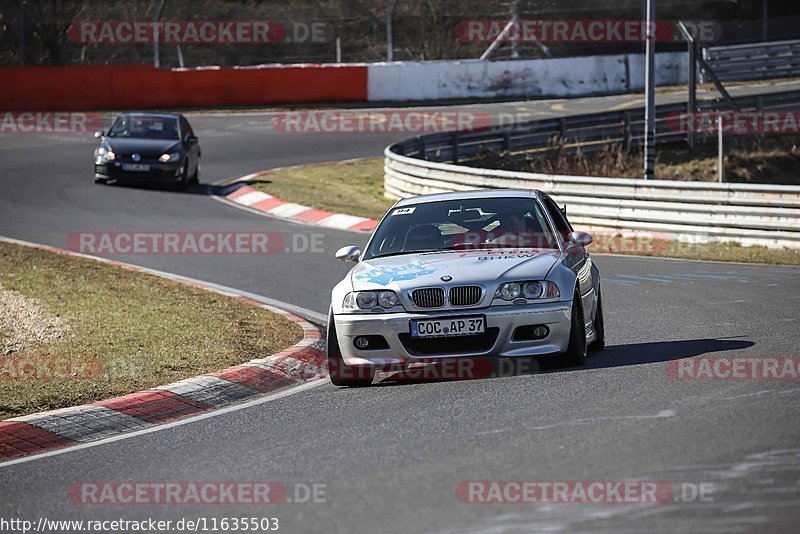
[1,86,799,533]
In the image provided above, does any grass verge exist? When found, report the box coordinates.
[593,239,800,266]
[0,241,302,420]
[244,159,799,266]
[471,136,800,185]
[249,158,392,220]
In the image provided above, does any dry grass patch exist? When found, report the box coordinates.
[248,158,392,220]
[0,241,302,419]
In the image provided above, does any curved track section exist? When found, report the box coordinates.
[1,91,799,533]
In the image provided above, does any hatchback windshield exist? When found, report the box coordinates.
[107,115,180,140]
[364,197,559,260]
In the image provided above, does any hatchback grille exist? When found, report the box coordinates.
[411,288,445,308]
[449,286,483,306]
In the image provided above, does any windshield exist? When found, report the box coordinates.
[364,197,559,260]
[107,115,180,140]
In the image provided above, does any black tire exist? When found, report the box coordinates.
[327,311,375,387]
[562,291,588,367]
[175,162,190,191]
[190,158,200,184]
[589,289,605,352]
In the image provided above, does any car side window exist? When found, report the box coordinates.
[542,196,573,239]
[180,117,193,139]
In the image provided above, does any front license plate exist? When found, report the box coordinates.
[122,163,150,172]
[410,316,486,338]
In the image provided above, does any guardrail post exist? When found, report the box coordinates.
[452,135,460,164]
[622,111,631,152]
[416,136,427,161]
[679,21,697,155]
[643,0,656,180]
[718,116,725,183]
[153,0,166,68]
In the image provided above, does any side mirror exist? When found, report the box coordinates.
[335,246,361,263]
[566,231,593,252]
[186,134,198,144]
[94,130,105,139]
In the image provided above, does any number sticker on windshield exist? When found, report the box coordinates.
[392,207,416,216]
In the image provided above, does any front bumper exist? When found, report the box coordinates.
[334,302,572,366]
[95,160,183,183]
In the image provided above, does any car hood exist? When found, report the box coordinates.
[349,249,562,291]
[104,138,180,158]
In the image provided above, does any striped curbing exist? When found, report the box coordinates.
[220,171,379,233]
[0,237,327,462]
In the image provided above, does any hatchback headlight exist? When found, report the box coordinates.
[495,281,559,301]
[343,291,403,312]
[98,147,115,161]
[159,152,181,163]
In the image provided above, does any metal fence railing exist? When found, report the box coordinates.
[391,89,800,164]
[702,39,800,82]
[385,89,800,249]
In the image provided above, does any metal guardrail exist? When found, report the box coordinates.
[392,90,800,164]
[702,39,800,82]
[385,90,800,249]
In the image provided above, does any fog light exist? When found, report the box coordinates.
[513,325,550,341]
[354,336,370,349]
[533,326,549,339]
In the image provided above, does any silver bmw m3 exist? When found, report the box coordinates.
[327,189,604,387]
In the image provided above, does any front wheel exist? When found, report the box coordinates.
[589,290,605,352]
[175,162,190,190]
[561,291,587,367]
[327,311,375,387]
[190,158,200,184]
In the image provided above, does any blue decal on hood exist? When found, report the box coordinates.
[354,261,439,285]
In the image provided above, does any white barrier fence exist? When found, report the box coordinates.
[367,52,687,101]
[384,147,800,249]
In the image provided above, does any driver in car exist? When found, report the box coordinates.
[489,211,535,248]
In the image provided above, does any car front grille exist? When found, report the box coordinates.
[411,288,445,308]
[399,328,500,356]
[449,286,483,306]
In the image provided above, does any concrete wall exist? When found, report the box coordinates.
[368,52,688,101]
[1,53,688,111]
[0,64,369,112]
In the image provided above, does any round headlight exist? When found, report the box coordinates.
[356,292,377,309]
[498,282,521,301]
[523,282,543,299]
[378,291,398,308]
